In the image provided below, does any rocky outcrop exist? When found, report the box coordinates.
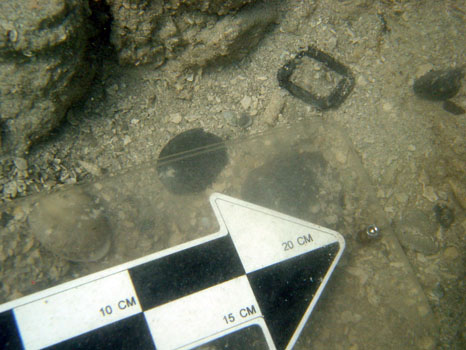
[0,0,95,155]
[0,0,277,154]
[107,0,274,66]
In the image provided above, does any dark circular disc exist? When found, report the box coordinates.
[157,128,228,194]
[241,151,342,220]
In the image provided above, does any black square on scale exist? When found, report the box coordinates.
[247,242,340,350]
[0,310,22,350]
[129,234,245,311]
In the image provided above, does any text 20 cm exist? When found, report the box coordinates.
[282,233,313,251]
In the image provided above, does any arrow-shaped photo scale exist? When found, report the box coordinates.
[211,193,345,350]
[0,193,344,350]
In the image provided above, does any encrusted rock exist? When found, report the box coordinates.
[107,0,274,66]
[165,0,256,15]
[107,0,165,66]
[413,68,463,101]
[0,0,95,155]
[175,3,277,68]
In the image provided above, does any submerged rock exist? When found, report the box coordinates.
[0,0,95,155]
[108,0,275,66]
[28,188,111,262]
[413,68,463,101]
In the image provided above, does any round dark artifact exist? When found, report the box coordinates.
[277,46,355,110]
[157,128,228,194]
[241,151,337,219]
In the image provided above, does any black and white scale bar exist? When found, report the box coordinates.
[211,196,344,349]
[0,193,344,350]
[129,234,244,311]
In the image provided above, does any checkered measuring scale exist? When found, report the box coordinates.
[0,193,345,350]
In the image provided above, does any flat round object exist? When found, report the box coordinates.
[241,151,342,221]
[28,188,111,262]
[157,128,228,194]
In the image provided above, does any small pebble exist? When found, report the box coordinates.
[356,75,368,86]
[433,203,454,229]
[222,111,252,128]
[422,185,438,202]
[237,113,252,128]
[334,149,347,165]
[14,158,28,171]
[240,95,252,110]
[78,160,102,177]
[123,135,131,146]
[3,181,18,198]
[263,91,285,126]
[170,113,182,124]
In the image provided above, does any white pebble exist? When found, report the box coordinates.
[170,113,182,124]
[240,95,252,110]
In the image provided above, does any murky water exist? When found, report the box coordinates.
[1,1,464,349]
[1,120,437,349]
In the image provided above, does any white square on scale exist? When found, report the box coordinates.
[14,270,141,350]
[213,197,340,274]
[144,275,261,350]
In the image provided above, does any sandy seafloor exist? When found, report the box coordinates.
[0,1,465,349]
